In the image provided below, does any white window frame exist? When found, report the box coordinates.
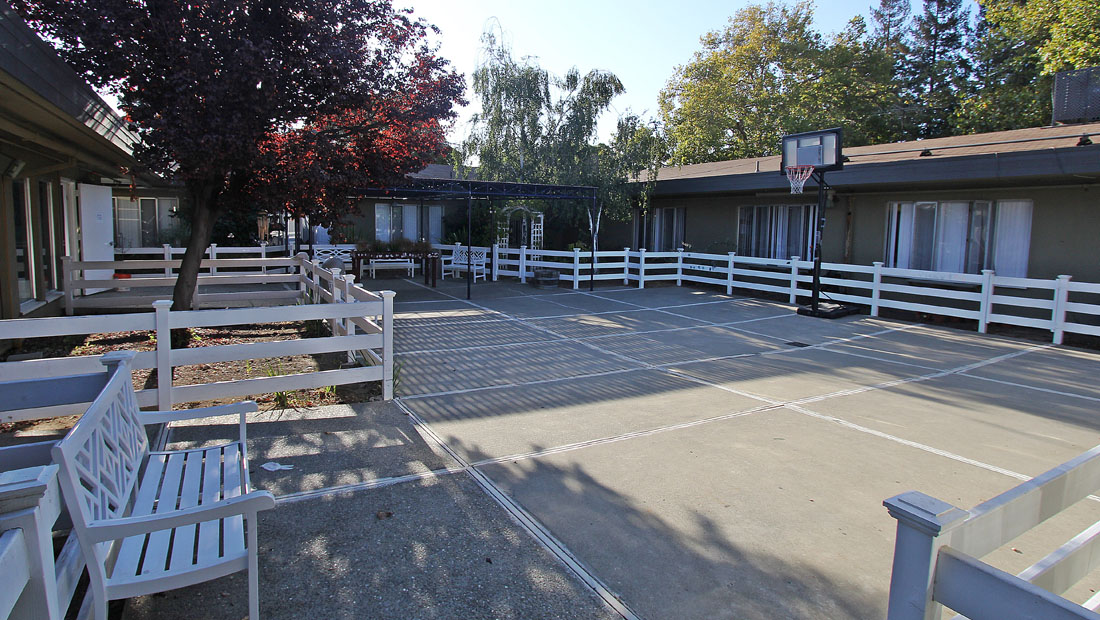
[113,196,179,249]
[884,199,1032,276]
[737,204,816,260]
[651,206,685,251]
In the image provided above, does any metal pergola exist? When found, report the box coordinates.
[354,178,600,300]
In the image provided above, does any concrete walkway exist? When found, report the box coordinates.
[126,277,1100,619]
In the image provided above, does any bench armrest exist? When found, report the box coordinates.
[139,401,258,426]
[83,491,276,543]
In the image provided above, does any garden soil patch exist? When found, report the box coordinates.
[1,321,380,441]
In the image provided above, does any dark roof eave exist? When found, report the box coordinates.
[650,145,1100,196]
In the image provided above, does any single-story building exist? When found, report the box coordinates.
[607,122,1100,283]
[0,6,140,319]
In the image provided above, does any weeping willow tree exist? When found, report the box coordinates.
[455,30,666,251]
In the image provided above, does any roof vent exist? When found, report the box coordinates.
[1053,66,1100,125]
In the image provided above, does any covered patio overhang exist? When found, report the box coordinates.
[354,178,599,300]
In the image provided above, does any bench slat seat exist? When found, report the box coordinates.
[51,353,274,619]
[367,258,417,278]
[109,444,248,596]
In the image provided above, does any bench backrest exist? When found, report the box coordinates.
[51,352,146,573]
[451,246,486,266]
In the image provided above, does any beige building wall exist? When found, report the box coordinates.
[649,184,1100,283]
[845,185,1100,282]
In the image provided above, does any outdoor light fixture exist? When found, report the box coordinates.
[4,159,25,178]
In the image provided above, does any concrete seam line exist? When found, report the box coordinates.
[781,401,1033,481]
[400,366,649,400]
[395,398,644,620]
[394,303,679,328]
[956,372,1100,403]
[274,466,467,505]
[400,321,917,400]
[467,405,784,469]
[394,312,796,357]
[395,282,638,303]
[578,289,756,327]
[814,346,943,372]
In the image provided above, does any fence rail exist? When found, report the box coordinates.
[434,244,1099,344]
[2,254,394,423]
[884,444,1100,619]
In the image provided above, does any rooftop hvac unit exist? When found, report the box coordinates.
[1053,66,1100,125]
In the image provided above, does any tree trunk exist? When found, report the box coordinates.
[171,186,220,311]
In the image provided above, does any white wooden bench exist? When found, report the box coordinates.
[443,245,487,282]
[368,258,417,278]
[50,351,275,620]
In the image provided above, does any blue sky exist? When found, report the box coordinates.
[401,0,977,143]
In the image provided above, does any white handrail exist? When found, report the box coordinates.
[884,444,1100,620]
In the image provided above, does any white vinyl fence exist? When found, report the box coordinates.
[2,255,393,424]
[884,444,1100,619]
[115,241,289,262]
[436,244,1100,344]
[62,254,305,313]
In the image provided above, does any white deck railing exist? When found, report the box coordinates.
[884,445,1100,619]
[115,241,289,261]
[2,255,394,422]
[0,459,84,620]
[434,244,1100,344]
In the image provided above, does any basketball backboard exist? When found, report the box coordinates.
[780,128,843,174]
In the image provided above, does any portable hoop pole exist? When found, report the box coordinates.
[466,193,472,300]
[810,171,826,312]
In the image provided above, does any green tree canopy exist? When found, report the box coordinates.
[16,0,463,309]
[983,0,1100,74]
[457,32,665,247]
[658,1,899,164]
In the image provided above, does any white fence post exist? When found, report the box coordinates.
[978,269,994,333]
[342,274,355,362]
[623,248,630,285]
[492,243,499,281]
[162,244,172,276]
[676,248,684,286]
[0,465,66,620]
[573,248,581,290]
[296,253,309,301]
[208,243,218,275]
[153,300,172,411]
[727,252,735,295]
[61,256,73,315]
[883,492,969,620]
[329,267,342,335]
[519,245,527,283]
[1052,275,1071,345]
[871,261,884,317]
[638,249,646,289]
[382,290,395,400]
[260,241,268,275]
[789,256,800,304]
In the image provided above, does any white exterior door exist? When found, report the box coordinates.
[78,183,115,291]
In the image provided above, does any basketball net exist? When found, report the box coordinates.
[785,165,815,194]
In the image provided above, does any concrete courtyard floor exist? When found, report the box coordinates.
[126,277,1100,619]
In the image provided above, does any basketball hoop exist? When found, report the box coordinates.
[785,165,815,194]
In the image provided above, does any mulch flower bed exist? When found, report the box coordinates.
[1,321,380,437]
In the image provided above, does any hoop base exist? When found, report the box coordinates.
[797,302,861,319]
